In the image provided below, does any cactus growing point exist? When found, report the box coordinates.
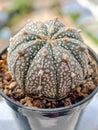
[7,18,89,100]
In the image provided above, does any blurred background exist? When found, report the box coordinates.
[0,0,98,53]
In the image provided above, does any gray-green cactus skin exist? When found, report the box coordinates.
[7,18,89,100]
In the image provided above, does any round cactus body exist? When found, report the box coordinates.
[7,18,89,100]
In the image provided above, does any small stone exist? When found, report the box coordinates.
[16,89,23,93]
[72,84,75,89]
[0,77,2,81]
[76,87,81,93]
[8,82,17,90]
[3,89,9,95]
[88,82,96,90]
[1,54,6,60]
[26,100,33,107]
[25,96,31,101]
[81,93,88,98]
[81,87,88,93]
[95,78,98,84]
[8,90,12,95]
[3,80,9,85]
[5,72,12,81]
[0,60,3,66]
[0,82,3,89]
[20,99,26,104]
[64,98,71,106]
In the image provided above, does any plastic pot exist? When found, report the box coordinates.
[0,47,98,130]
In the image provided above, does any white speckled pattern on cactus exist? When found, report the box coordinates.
[7,19,89,100]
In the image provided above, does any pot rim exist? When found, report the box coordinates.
[0,47,98,113]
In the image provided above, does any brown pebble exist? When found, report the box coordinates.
[81,87,88,93]
[8,90,12,95]
[0,77,2,81]
[0,60,4,66]
[20,99,26,104]
[1,54,7,60]
[16,89,23,93]
[25,96,31,101]
[76,87,81,93]
[26,100,33,107]
[5,73,12,81]
[88,83,96,90]
[95,78,98,84]
[64,99,72,106]
[81,93,88,98]
[0,82,3,89]
[3,80,10,85]
[8,82,17,90]
[3,89,9,95]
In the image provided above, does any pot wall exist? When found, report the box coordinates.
[5,98,88,130]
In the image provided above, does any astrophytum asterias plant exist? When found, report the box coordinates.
[7,18,89,100]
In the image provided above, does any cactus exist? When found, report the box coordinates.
[7,18,89,100]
